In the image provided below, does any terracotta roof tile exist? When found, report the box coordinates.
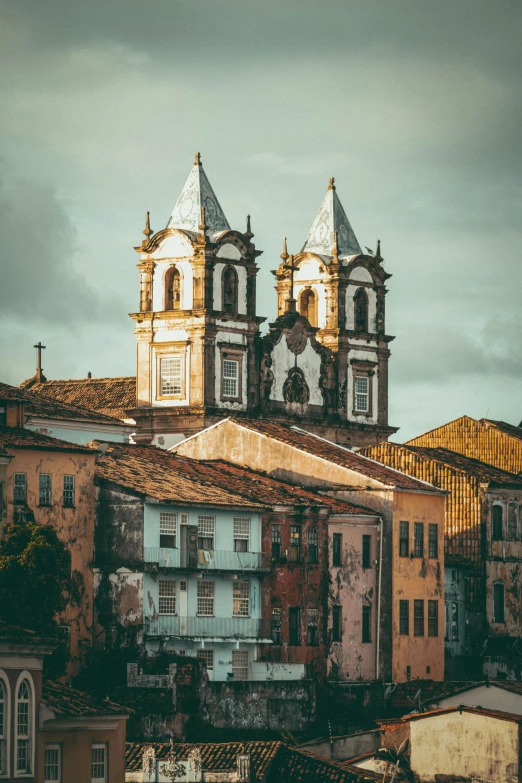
[484,419,522,442]
[0,621,57,647]
[42,680,131,717]
[400,705,522,724]
[22,377,136,420]
[0,426,95,454]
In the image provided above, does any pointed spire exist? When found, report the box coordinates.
[245,214,253,239]
[167,155,231,236]
[141,211,152,248]
[301,178,362,258]
[280,236,289,262]
[376,239,382,259]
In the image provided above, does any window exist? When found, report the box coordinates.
[180,513,189,525]
[492,505,504,540]
[399,600,409,635]
[414,600,424,636]
[233,581,250,617]
[39,474,52,506]
[332,533,342,566]
[160,356,183,397]
[354,376,369,413]
[158,579,176,615]
[413,522,424,558]
[362,535,371,569]
[234,518,250,552]
[13,473,27,504]
[16,678,32,774]
[428,600,439,637]
[354,288,369,333]
[307,609,319,646]
[507,503,519,541]
[160,512,177,548]
[428,524,438,559]
[299,288,317,327]
[271,525,282,562]
[91,743,107,783]
[362,605,372,643]
[289,526,301,563]
[493,582,505,624]
[196,649,214,671]
[198,515,215,551]
[231,650,249,681]
[222,359,239,398]
[0,677,7,777]
[399,521,409,557]
[289,607,301,646]
[63,475,75,508]
[332,606,342,642]
[271,608,282,644]
[197,581,215,616]
[164,265,181,310]
[44,744,61,782]
[222,265,238,314]
[307,527,318,564]
[445,601,459,641]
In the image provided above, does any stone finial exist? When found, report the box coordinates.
[141,211,153,248]
[194,151,201,166]
[245,214,253,239]
[376,239,382,259]
[142,745,156,777]
[332,231,340,264]
[280,236,289,262]
[87,371,92,379]
[328,176,335,190]
[198,205,207,234]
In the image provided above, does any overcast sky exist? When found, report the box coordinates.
[1,0,521,440]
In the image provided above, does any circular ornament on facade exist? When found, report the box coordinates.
[179,196,194,219]
[286,321,308,355]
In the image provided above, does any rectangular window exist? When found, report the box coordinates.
[233,517,250,552]
[231,650,249,681]
[362,605,372,643]
[354,376,369,412]
[492,505,504,540]
[160,356,183,397]
[160,512,177,548]
[14,472,27,503]
[332,533,342,567]
[399,600,409,635]
[180,513,189,525]
[428,524,438,559]
[362,535,372,569]
[307,608,319,646]
[399,521,409,557]
[63,474,75,508]
[332,605,342,642]
[271,608,282,644]
[39,473,52,506]
[307,527,318,564]
[222,359,239,398]
[44,744,61,782]
[197,580,215,616]
[271,524,282,562]
[158,579,176,615]
[196,649,214,671]
[414,599,424,636]
[233,581,250,617]
[428,600,439,637]
[289,525,301,562]
[507,503,519,541]
[493,582,505,623]
[91,743,107,783]
[413,522,424,558]
[289,607,301,646]
[197,515,215,551]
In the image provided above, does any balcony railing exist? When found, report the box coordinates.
[144,615,270,640]
[144,548,270,572]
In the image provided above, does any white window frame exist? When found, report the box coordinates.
[91,743,107,783]
[222,359,239,398]
[354,375,369,413]
[158,579,176,615]
[39,473,52,506]
[159,355,183,398]
[63,474,75,508]
[14,671,34,778]
[196,649,214,671]
[180,513,189,525]
[233,517,250,552]
[198,515,215,551]
[13,473,27,504]
[233,581,251,617]
[231,649,249,681]
[197,580,215,617]
[0,671,10,778]
[44,743,61,783]
[159,512,177,548]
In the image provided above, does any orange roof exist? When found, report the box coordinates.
[395,705,522,724]
[0,426,95,454]
[21,377,136,420]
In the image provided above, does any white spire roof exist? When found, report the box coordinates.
[167,153,231,235]
[301,178,362,258]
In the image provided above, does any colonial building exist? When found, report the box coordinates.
[24,154,397,449]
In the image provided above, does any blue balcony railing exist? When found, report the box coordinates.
[144,615,269,639]
[143,548,270,572]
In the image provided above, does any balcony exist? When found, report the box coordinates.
[144,547,271,572]
[144,615,270,640]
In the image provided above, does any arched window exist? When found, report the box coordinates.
[300,289,317,327]
[164,266,181,311]
[16,677,32,774]
[354,288,369,333]
[493,582,505,624]
[507,502,519,541]
[492,505,504,541]
[0,673,8,776]
[222,265,238,314]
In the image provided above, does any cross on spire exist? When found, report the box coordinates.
[33,342,47,383]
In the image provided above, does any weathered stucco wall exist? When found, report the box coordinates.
[436,685,522,714]
[298,728,380,761]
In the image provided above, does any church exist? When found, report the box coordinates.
[27,154,398,448]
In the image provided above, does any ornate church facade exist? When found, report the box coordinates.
[129,154,397,448]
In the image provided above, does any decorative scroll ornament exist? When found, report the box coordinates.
[188,746,202,775]
[142,745,156,777]
[283,367,310,405]
[286,321,308,355]
[159,740,185,781]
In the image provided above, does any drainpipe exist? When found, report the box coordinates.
[376,516,383,680]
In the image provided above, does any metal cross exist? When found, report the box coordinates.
[34,342,46,373]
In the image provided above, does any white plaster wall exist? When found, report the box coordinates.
[152,259,194,311]
[270,337,323,406]
[151,234,194,260]
[214,329,248,410]
[153,328,189,344]
[295,258,327,328]
[410,712,519,783]
[437,686,522,715]
[213,263,247,314]
[216,242,241,261]
[347,350,378,424]
[151,433,187,450]
[346,281,376,331]
[349,266,373,284]
[151,344,191,407]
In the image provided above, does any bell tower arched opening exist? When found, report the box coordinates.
[354,287,369,333]
[164,266,181,311]
[299,288,317,327]
[222,265,238,314]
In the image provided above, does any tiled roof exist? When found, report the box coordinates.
[267,745,377,783]
[424,679,522,707]
[22,377,136,420]
[0,621,57,647]
[402,705,522,724]
[485,419,522,441]
[0,426,95,453]
[227,419,440,493]
[400,445,522,485]
[43,680,131,717]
